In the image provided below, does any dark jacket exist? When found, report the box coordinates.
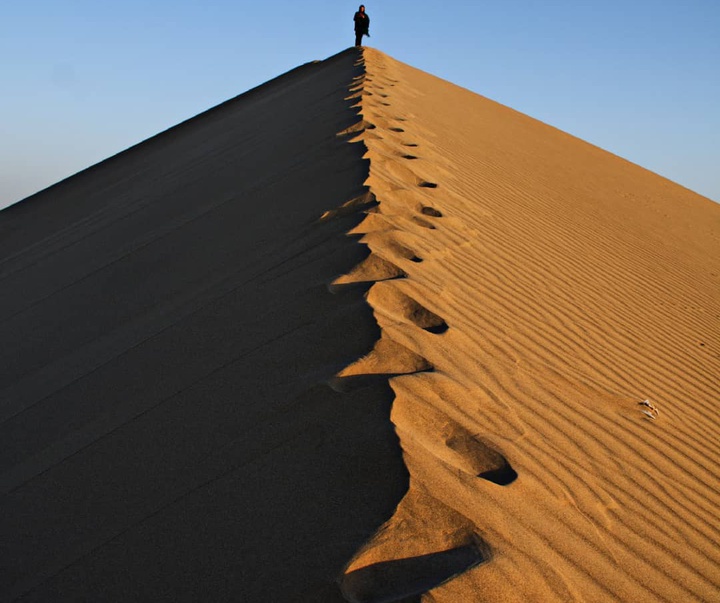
[354,11,370,34]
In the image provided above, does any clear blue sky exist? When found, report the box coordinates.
[1,0,718,209]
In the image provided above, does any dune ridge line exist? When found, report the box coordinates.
[329,50,502,603]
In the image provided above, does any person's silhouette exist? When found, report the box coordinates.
[354,5,370,47]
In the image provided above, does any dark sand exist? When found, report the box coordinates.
[0,49,407,602]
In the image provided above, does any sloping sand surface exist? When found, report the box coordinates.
[1,46,719,603]
[337,49,720,602]
[0,50,408,602]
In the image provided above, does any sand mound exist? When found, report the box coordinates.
[1,46,718,602]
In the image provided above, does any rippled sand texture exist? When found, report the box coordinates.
[338,48,720,602]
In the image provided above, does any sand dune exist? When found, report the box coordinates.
[1,46,719,602]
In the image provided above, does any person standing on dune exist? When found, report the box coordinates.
[354,5,370,47]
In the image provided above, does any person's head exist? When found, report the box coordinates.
[359,5,365,12]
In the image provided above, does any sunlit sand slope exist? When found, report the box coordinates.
[0,49,409,602]
[337,48,720,602]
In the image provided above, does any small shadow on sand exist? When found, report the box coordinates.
[420,206,442,217]
[478,464,518,486]
[340,541,489,603]
[329,368,434,394]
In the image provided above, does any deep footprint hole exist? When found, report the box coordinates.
[402,155,418,160]
[412,217,436,230]
[478,463,518,486]
[389,127,405,133]
[425,323,449,335]
[395,290,448,333]
[419,181,438,189]
[421,206,442,217]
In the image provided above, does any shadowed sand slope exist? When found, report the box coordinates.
[0,49,410,602]
[339,48,720,602]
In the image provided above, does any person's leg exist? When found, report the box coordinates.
[355,31,362,46]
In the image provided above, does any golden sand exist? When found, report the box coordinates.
[337,48,720,602]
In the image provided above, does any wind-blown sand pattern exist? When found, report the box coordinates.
[1,47,719,602]
[336,48,720,602]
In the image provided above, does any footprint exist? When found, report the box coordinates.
[389,127,405,133]
[412,217,436,230]
[367,285,448,334]
[478,462,519,486]
[394,397,519,485]
[418,181,438,188]
[421,206,442,217]
[403,143,419,148]
[402,155,418,160]
[444,431,518,485]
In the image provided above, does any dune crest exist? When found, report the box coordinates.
[334,48,720,602]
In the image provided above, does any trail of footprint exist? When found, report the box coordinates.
[330,48,512,602]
